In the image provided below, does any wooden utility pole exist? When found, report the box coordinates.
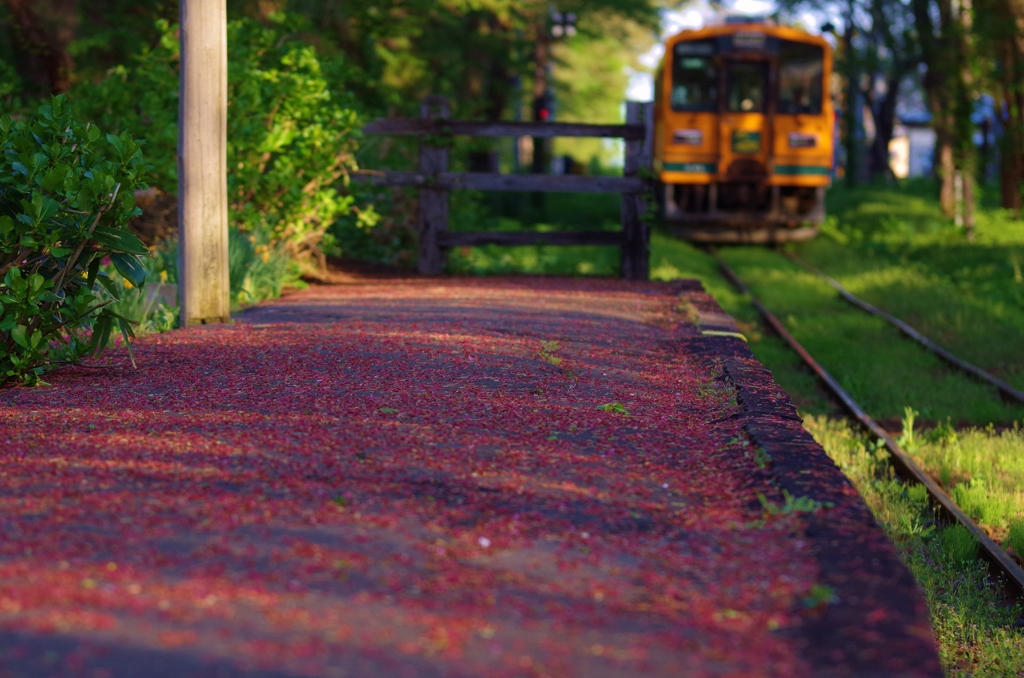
[178,0,231,326]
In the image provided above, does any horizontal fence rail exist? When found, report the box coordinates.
[438,231,624,248]
[359,96,653,278]
[362,118,647,140]
[354,170,646,194]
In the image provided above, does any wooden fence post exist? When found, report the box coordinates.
[621,101,653,280]
[418,96,451,276]
[178,0,231,325]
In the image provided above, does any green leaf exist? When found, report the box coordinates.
[95,272,121,301]
[40,166,67,192]
[117,316,137,368]
[28,274,45,294]
[28,192,60,222]
[110,253,147,287]
[29,329,42,349]
[106,133,125,157]
[89,313,113,356]
[87,257,100,289]
[0,215,12,238]
[10,325,28,348]
[5,267,25,293]
[108,310,138,333]
[91,226,150,255]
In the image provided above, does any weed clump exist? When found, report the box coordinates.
[939,524,979,564]
[1008,520,1024,558]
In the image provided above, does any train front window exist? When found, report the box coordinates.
[726,62,767,113]
[778,41,824,114]
[671,40,717,112]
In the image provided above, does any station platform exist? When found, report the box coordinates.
[0,277,940,676]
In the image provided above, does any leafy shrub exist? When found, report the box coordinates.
[0,96,149,384]
[73,14,362,268]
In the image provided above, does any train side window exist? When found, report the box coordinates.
[726,62,767,113]
[778,41,823,114]
[671,40,717,112]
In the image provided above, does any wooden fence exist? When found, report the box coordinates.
[360,96,654,280]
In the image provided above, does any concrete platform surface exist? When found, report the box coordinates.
[0,277,940,677]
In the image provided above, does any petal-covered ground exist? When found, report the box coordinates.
[0,277,939,677]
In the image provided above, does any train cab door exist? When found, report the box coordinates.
[717,56,772,211]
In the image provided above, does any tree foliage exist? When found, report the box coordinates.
[247,0,659,120]
[72,15,363,265]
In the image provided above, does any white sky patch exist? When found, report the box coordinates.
[626,71,653,101]
[731,0,775,16]
[666,5,711,32]
[627,6,712,101]
[625,0,828,102]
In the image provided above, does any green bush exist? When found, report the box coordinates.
[0,96,149,384]
[73,14,362,267]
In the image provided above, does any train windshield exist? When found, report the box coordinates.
[671,40,717,112]
[778,41,824,114]
[726,62,767,113]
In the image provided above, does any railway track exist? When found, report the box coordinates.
[780,251,1024,405]
[711,250,1024,598]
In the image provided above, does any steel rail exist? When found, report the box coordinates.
[781,251,1024,405]
[714,253,1024,596]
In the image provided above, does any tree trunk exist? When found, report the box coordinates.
[839,9,863,186]
[2,0,75,95]
[868,74,903,179]
[938,134,956,215]
[956,0,976,236]
[994,0,1024,212]
[999,63,1024,213]
[913,0,962,216]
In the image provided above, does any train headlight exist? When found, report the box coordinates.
[788,132,817,148]
[673,129,703,146]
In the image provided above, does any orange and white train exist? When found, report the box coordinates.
[654,18,834,241]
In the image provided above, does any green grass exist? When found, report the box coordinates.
[714,244,1024,424]
[797,180,1024,392]
[804,415,1024,676]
